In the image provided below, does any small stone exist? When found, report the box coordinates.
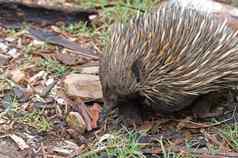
[32,39,45,46]
[7,48,19,58]
[56,97,65,105]
[66,112,86,134]
[45,78,55,86]
[0,42,8,51]
[64,74,102,100]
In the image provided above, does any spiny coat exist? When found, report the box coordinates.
[99,3,238,119]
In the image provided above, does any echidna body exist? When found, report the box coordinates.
[99,4,238,118]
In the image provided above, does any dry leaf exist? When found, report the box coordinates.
[9,134,30,150]
[88,103,102,129]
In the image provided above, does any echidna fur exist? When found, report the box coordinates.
[99,3,238,118]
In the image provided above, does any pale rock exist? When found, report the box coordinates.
[64,74,102,99]
[7,48,19,58]
[45,78,55,86]
[55,97,65,105]
[80,66,99,74]
[32,39,45,46]
[0,42,8,52]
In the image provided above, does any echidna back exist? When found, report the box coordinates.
[100,4,238,113]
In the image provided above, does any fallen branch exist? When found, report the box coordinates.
[28,27,99,60]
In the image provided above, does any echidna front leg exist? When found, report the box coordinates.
[191,92,226,119]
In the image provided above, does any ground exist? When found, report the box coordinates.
[0,0,238,158]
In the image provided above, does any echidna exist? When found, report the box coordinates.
[99,3,238,120]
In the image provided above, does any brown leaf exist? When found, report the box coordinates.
[77,103,92,131]
[88,103,102,129]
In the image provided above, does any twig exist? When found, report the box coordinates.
[176,117,234,129]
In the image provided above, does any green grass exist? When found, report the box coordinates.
[99,0,156,25]
[62,0,158,42]
[1,95,19,117]
[0,94,51,132]
[38,58,71,77]
[79,129,145,158]
[61,21,96,37]
[79,129,186,158]
[0,95,51,132]
[78,0,157,11]
[17,110,52,132]
[219,123,238,151]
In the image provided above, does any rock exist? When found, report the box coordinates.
[66,112,86,134]
[55,97,65,105]
[0,54,10,66]
[64,74,102,100]
[45,78,55,86]
[80,66,99,74]
[0,42,8,52]
[32,39,45,46]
